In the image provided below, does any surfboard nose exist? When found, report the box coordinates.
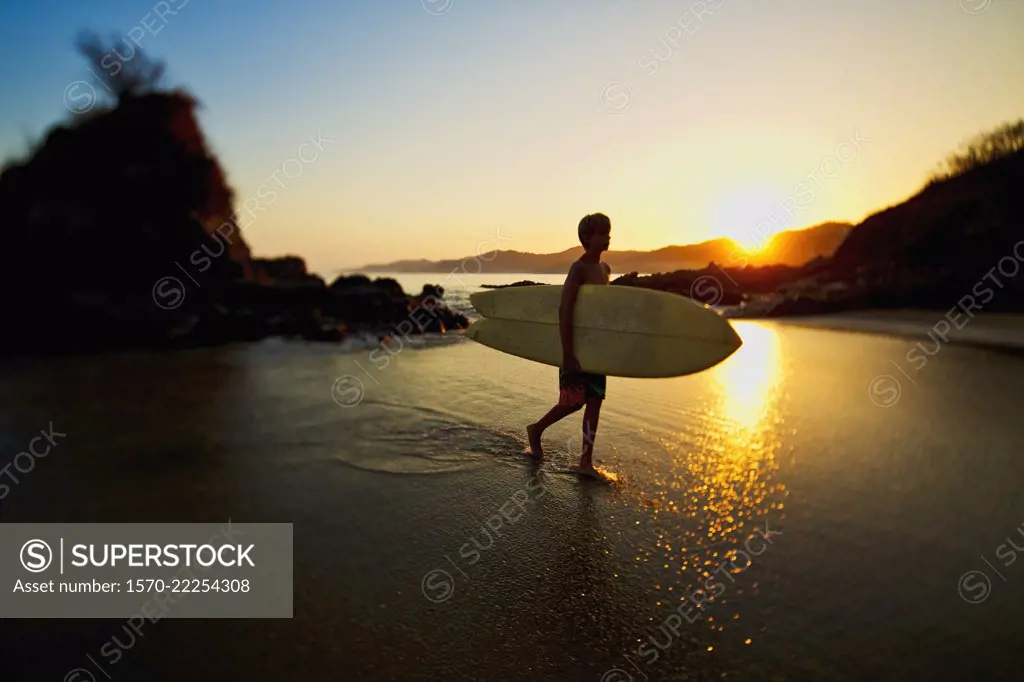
[464,319,483,340]
[724,321,743,354]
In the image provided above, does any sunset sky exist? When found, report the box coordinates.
[1,0,1023,274]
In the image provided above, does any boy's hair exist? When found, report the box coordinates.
[578,213,610,246]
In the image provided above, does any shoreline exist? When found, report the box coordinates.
[756,309,1024,355]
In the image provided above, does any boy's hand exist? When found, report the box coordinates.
[562,353,581,373]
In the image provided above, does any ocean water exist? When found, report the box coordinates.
[3,275,1023,681]
[364,271,570,321]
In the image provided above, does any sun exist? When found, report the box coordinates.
[709,185,791,254]
[726,231,766,254]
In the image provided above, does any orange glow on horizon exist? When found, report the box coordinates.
[726,236,768,255]
[707,184,794,255]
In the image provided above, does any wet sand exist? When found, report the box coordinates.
[771,310,1024,353]
[3,321,1023,681]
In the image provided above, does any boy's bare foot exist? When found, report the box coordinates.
[573,463,603,480]
[525,423,543,461]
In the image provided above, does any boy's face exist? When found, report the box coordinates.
[587,224,611,252]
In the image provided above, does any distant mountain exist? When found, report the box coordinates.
[744,222,852,267]
[358,222,853,274]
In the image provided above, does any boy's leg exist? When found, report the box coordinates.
[527,368,586,459]
[577,373,606,472]
[534,403,584,431]
[579,397,602,470]
[527,404,582,459]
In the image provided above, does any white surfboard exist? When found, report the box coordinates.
[465,285,742,378]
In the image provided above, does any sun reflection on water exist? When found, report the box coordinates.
[711,323,784,432]
[623,322,790,639]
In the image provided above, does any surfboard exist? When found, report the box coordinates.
[465,285,742,378]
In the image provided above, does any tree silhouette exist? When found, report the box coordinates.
[75,30,167,103]
[930,118,1024,182]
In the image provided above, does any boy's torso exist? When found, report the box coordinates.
[576,259,610,285]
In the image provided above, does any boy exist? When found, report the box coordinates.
[526,213,612,478]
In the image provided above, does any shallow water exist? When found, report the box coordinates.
[3,305,1023,680]
[361,271,570,321]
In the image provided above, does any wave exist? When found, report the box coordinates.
[327,402,529,474]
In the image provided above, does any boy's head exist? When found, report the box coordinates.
[578,213,611,252]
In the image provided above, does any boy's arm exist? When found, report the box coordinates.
[559,262,583,371]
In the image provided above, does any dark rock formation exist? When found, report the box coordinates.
[613,267,745,306]
[252,256,323,287]
[480,280,547,289]
[0,65,466,355]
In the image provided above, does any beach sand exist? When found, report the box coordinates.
[3,321,1023,681]
[769,310,1024,354]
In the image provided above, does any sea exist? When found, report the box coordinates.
[3,273,1022,681]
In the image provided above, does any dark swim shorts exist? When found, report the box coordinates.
[558,367,606,406]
